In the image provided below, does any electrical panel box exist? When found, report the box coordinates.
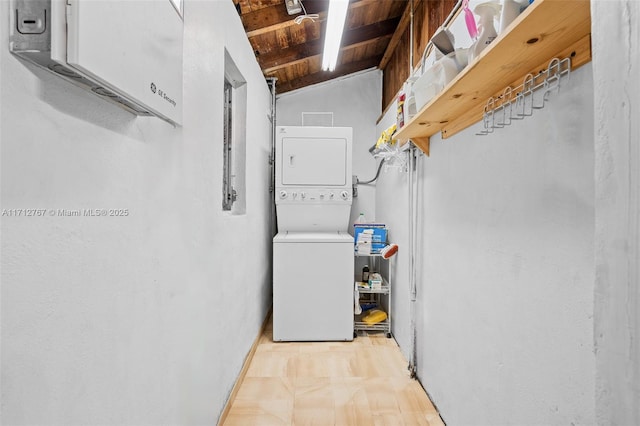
[285,0,302,15]
[9,0,183,126]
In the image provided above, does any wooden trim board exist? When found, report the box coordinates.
[216,308,272,426]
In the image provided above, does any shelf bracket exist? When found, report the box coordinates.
[411,137,430,156]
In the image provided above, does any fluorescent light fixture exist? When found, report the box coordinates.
[321,0,349,72]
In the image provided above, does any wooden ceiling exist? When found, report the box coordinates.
[234,0,408,93]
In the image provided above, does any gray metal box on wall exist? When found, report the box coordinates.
[9,0,183,126]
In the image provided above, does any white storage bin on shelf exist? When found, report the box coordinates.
[413,48,469,112]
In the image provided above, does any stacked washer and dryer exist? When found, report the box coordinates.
[273,126,354,342]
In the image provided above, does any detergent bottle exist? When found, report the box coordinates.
[468,1,501,63]
[499,0,527,33]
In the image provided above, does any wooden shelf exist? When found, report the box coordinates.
[395,0,592,155]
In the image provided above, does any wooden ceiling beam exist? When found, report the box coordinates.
[275,55,383,93]
[259,17,400,72]
[262,33,391,73]
[242,0,376,39]
[247,13,326,39]
[243,1,328,38]
[379,0,418,70]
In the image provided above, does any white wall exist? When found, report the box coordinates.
[419,65,595,425]
[592,0,640,424]
[0,1,272,424]
[376,56,598,426]
[377,1,640,420]
[276,70,382,226]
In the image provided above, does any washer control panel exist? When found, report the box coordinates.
[277,187,352,203]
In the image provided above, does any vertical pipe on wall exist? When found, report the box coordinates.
[408,144,418,377]
[267,77,278,237]
[409,0,414,74]
[410,148,418,304]
[407,146,414,375]
[405,0,464,379]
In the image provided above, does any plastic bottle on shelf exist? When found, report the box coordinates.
[396,92,406,128]
[362,265,370,283]
[500,0,527,33]
[468,1,501,63]
[355,212,367,224]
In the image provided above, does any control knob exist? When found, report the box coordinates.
[340,190,349,200]
[279,190,287,199]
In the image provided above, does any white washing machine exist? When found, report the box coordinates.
[273,232,353,341]
[273,126,354,342]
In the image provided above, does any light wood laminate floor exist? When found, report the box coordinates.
[222,317,444,426]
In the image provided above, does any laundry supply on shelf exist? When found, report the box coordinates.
[354,224,387,255]
[369,272,383,289]
[362,309,387,325]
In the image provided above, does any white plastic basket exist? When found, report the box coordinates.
[412,48,468,112]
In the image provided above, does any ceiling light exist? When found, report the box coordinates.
[321,0,349,72]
